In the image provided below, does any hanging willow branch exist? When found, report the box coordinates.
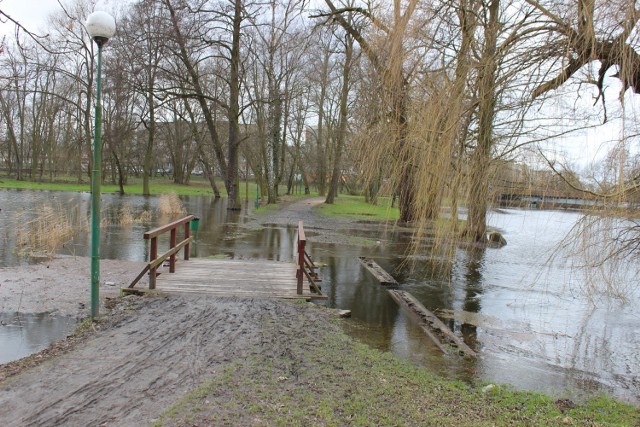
[527,0,640,98]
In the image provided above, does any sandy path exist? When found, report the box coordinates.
[0,256,147,316]
[0,295,328,426]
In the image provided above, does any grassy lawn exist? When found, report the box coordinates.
[315,195,400,221]
[0,175,217,195]
[0,175,298,200]
[315,195,468,232]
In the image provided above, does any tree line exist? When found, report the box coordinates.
[1,0,639,243]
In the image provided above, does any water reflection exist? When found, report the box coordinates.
[0,312,77,364]
[0,190,638,404]
[460,248,485,349]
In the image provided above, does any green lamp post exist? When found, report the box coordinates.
[86,11,116,318]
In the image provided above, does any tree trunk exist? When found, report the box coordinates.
[326,35,353,204]
[226,0,243,210]
[316,50,329,196]
[143,91,155,196]
[450,0,478,231]
[465,0,499,242]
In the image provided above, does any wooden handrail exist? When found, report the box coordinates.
[130,215,195,289]
[144,215,194,239]
[296,220,323,297]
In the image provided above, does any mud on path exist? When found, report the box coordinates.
[0,256,147,317]
[0,295,334,426]
[250,196,406,246]
[0,196,389,426]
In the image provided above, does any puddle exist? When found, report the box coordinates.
[0,313,77,364]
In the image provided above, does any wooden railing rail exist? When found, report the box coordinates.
[129,215,195,289]
[296,221,322,296]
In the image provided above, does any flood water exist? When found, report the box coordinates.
[0,189,638,405]
[0,312,77,364]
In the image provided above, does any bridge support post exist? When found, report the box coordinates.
[296,221,306,295]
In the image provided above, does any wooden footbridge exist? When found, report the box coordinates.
[124,216,325,300]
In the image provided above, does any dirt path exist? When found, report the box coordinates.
[0,295,334,426]
[251,196,405,246]
[0,197,356,426]
[253,196,336,227]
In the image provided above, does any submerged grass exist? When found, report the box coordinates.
[155,305,639,427]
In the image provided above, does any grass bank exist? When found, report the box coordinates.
[0,175,218,196]
[155,303,638,427]
[315,195,467,232]
[0,175,315,201]
[315,195,400,221]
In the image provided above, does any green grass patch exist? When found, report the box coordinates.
[0,175,281,199]
[0,175,307,202]
[0,175,219,196]
[154,304,639,427]
[315,195,399,221]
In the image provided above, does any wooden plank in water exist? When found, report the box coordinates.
[388,290,477,358]
[358,257,398,286]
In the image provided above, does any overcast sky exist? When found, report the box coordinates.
[0,0,119,36]
[0,0,63,35]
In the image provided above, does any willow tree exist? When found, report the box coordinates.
[463,0,500,242]
[527,0,640,99]
[320,0,421,222]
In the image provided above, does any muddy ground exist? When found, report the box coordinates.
[0,197,361,426]
[0,295,343,426]
[0,257,147,316]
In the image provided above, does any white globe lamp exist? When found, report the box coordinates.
[86,11,116,47]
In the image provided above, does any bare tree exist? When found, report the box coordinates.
[318,0,422,222]
[326,32,354,204]
[118,0,168,195]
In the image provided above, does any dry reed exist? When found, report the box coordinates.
[16,205,77,258]
[118,205,135,225]
[158,192,186,217]
[138,210,152,222]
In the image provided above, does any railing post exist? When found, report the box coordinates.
[149,237,157,289]
[184,221,191,261]
[297,221,305,295]
[169,227,177,273]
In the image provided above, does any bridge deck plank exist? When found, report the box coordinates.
[150,258,313,299]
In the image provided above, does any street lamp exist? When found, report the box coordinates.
[86,11,116,318]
